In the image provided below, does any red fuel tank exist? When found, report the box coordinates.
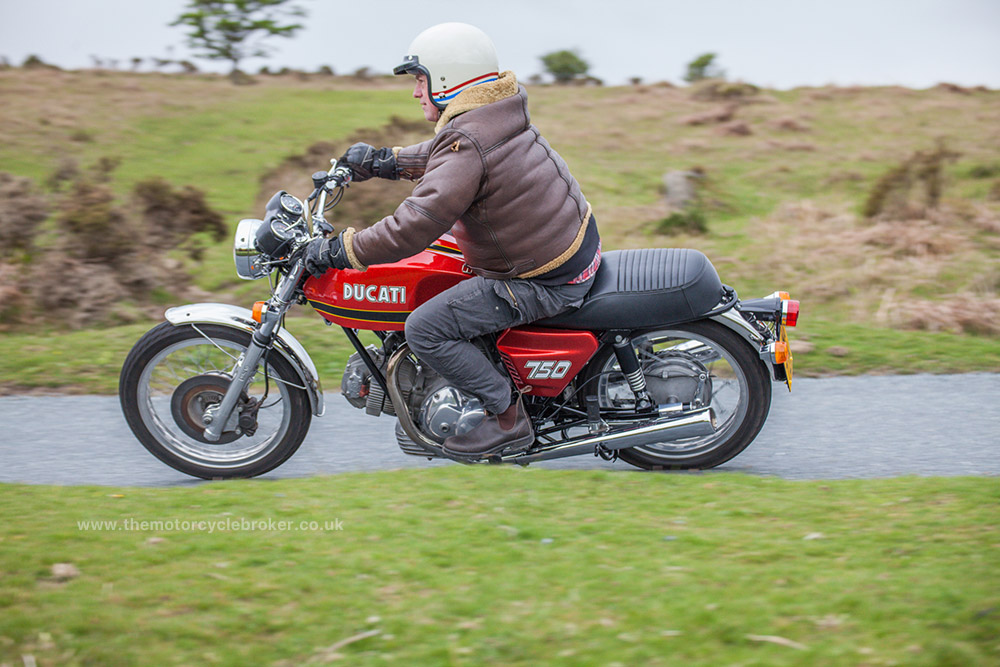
[303,235,470,331]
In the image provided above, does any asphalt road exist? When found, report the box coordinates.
[1,374,998,487]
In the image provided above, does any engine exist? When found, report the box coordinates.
[340,347,485,456]
[341,346,393,416]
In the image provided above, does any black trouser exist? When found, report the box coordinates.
[404,275,594,414]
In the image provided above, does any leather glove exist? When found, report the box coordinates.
[338,142,398,181]
[303,231,352,277]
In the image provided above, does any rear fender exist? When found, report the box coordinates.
[711,309,783,381]
[712,309,768,345]
[164,303,324,417]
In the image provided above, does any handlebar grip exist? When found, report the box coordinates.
[326,163,353,188]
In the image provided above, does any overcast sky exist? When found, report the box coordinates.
[1,0,998,88]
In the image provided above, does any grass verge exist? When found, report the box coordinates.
[1,470,997,665]
[1,314,996,395]
[0,314,377,395]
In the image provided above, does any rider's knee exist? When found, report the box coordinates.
[404,306,434,354]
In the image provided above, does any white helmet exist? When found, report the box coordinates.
[394,22,500,110]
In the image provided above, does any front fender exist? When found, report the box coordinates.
[164,303,325,417]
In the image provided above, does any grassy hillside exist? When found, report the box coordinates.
[1,69,998,393]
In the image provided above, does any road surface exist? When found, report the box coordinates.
[1,374,997,486]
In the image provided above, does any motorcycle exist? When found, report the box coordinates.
[119,161,799,479]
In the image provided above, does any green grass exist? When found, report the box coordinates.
[3,314,996,396]
[0,313,376,395]
[789,318,1000,375]
[1,470,997,665]
[113,88,415,216]
[0,72,416,217]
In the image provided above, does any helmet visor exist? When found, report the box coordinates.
[393,55,423,76]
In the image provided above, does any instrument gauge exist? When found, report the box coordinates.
[269,218,297,240]
[279,193,304,217]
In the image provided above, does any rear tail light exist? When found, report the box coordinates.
[782,300,800,327]
[767,291,791,300]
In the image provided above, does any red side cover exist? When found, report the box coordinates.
[497,326,599,397]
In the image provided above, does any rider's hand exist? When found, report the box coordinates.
[304,231,352,277]
[338,143,398,181]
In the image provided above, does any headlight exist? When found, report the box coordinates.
[234,219,268,280]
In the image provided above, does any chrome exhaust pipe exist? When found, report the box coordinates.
[387,344,717,464]
[505,407,717,464]
[385,344,450,458]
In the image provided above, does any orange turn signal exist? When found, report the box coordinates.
[252,301,267,323]
[773,341,790,364]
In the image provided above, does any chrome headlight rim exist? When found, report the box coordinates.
[233,218,268,280]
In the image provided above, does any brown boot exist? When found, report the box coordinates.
[442,396,534,459]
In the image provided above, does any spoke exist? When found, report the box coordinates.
[192,325,241,363]
[162,362,188,384]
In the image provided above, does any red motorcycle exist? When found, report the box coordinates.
[120,163,798,479]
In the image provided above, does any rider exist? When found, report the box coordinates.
[305,22,601,459]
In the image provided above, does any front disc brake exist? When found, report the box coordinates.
[170,373,247,444]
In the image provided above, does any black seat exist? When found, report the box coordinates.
[537,248,726,330]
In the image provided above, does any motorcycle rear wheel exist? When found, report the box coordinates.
[119,322,311,479]
[585,320,771,470]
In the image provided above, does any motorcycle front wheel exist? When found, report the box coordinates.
[119,322,311,479]
[584,320,771,470]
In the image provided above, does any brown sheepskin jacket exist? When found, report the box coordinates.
[343,71,593,280]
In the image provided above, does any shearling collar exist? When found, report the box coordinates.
[434,70,519,134]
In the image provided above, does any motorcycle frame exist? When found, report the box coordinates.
[384,340,721,464]
[159,288,777,453]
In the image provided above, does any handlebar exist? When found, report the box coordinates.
[308,161,353,236]
[327,163,353,188]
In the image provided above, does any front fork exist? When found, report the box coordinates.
[202,262,305,442]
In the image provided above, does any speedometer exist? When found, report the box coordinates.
[279,193,304,217]
[269,217,299,240]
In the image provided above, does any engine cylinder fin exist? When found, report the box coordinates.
[366,381,389,416]
[394,422,443,458]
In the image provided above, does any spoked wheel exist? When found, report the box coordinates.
[119,322,311,479]
[585,320,771,470]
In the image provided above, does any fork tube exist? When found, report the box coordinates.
[202,262,305,441]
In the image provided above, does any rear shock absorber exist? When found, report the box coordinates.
[612,334,653,410]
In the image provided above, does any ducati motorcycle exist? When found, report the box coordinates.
[119,162,799,479]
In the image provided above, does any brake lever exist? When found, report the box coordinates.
[313,218,335,235]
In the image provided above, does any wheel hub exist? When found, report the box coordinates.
[170,373,246,444]
[642,352,713,407]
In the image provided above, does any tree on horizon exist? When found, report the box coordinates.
[171,0,306,80]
